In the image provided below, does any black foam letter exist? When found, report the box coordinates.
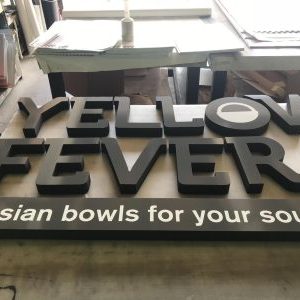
[18,97,69,137]
[205,97,271,136]
[156,96,204,135]
[67,97,113,137]
[169,138,230,194]
[246,94,300,134]
[114,97,162,137]
[225,136,300,193]
[0,138,44,180]
[36,138,100,194]
[102,137,166,193]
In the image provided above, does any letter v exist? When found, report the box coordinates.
[102,138,166,193]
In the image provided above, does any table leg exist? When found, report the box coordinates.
[48,73,66,98]
[186,67,200,104]
[211,71,227,100]
[172,67,200,104]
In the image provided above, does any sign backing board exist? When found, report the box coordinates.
[1,97,300,240]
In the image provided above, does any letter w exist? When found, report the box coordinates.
[97,209,118,222]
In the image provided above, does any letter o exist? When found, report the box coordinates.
[158,210,173,222]
[207,210,223,223]
[275,210,292,223]
[79,209,95,222]
[205,97,271,136]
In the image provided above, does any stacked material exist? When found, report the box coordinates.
[216,0,300,48]
[0,30,16,87]
[15,0,45,53]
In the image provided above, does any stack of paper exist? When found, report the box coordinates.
[173,21,244,53]
[216,0,300,48]
[31,20,122,56]
[31,20,177,57]
[32,19,244,57]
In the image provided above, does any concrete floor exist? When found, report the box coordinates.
[1,58,300,300]
[0,57,52,134]
[1,240,300,300]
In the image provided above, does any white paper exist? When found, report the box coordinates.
[217,0,300,44]
[31,20,121,55]
[174,21,244,53]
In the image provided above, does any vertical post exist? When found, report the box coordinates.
[211,71,227,101]
[186,67,200,104]
[48,73,66,98]
[41,0,66,97]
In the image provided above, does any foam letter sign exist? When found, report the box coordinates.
[36,138,100,194]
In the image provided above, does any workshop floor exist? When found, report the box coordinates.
[0,57,300,300]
